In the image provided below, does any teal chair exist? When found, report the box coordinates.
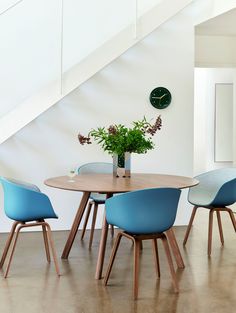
[0,177,60,277]
[78,162,114,248]
[183,168,236,255]
[104,188,181,299]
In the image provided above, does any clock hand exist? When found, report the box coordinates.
[160,93,167,99]
[152,96,162,99]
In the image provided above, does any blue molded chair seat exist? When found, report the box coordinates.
[183,168,236,255]
[78,162,113,248]
[0,177,60,277]
[104,188,181,299]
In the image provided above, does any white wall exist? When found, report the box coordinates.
[0,0,62,117]
[0,0,194,144]
[0,0,167,118]
[194,15,236,174]
[0,3,195,232]
[0,0,235,232]
[195,35,236,67]
[212,0,236,16]
[194,68,236,174]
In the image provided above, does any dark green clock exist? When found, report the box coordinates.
[149,87,172,109]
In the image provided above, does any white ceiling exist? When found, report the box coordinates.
[195,8,236,36]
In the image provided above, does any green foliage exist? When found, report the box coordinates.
[85,116,161,156]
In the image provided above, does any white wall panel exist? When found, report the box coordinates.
[0,0,61,117]
[0,0,22,14]
[215,83,233,162]
[0,0,176,119]
[63,0,133,71]
[138,0,163,16]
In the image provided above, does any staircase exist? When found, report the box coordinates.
[0,0,194,144]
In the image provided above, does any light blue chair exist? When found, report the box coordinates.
[78,162,114,248]
[0,177,60,277]
[183,168,236,255]
[104,188,181,299]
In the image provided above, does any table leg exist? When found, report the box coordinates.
[61,191,90,259]
[166,227,185,269]
[95,213,109,279]
[95,193,112,280]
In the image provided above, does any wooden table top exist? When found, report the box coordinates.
[44,173,198,193]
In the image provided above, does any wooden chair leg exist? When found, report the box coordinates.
[81,202,93,240]
[89,203,98,249]
[161,234,179,293]
[140,240,143,250]
[183,206,198,245]
[42,224,51,262]
[104,232,123,285]
[226,208,236,232]
[110,225,114,238]
[152,239,160,277]
[216,211,224,245]
[166,228,185,269]
[133,239,141,300]
[45,223,60,276]
[208,209,214,256]
[4,224,23,278]
[0,221,20,269]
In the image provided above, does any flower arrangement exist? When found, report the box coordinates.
[78,115,162,156]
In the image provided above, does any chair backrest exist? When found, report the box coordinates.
[188,168,236,207]
[105,188,181,234]
[77,162,113,175]
[0,177,57,222]
[2,177,41,192]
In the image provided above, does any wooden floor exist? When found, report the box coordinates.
[0,210,236,313]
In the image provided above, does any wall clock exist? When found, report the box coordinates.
[149,87,172,109]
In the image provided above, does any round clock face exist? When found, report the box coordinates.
[149,87,172,109]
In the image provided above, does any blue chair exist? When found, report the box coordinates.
[183,168,236,255]
[0,177,60,277]
[78,162,114,248]
[104,188,181,299]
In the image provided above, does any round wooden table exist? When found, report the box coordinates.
[45,173,198,279]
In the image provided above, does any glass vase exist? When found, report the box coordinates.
[113,152,131,177]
